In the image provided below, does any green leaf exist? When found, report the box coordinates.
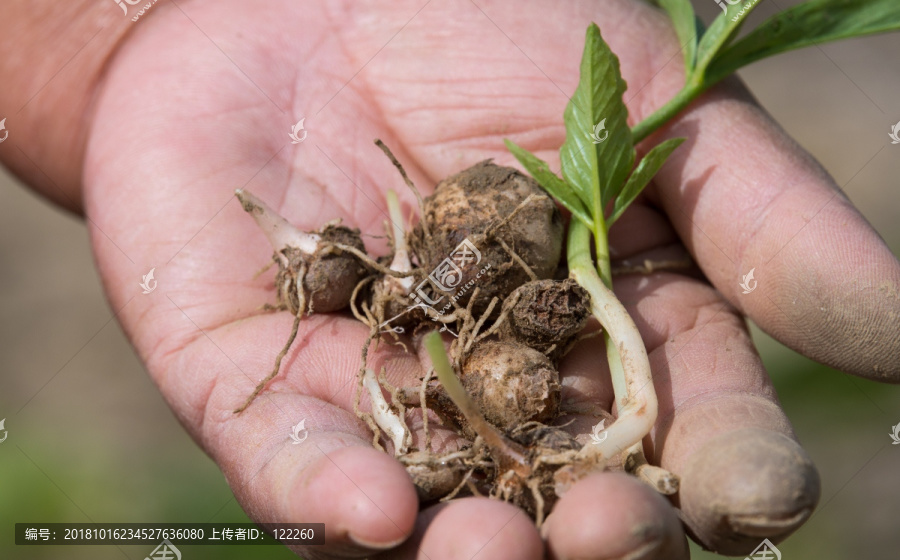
[559,23,634,225]
[655,0,701,73]
[706,0,900,85]
[504,139,593,228]
[608,137,685,226]
[694,0,760,79]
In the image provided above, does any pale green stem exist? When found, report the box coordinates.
[592,217,612,290]
[568,220,658,461]
[589,206,631,427]
[606,333,629,415]
[385,189,414,292]
[631,81,703,144]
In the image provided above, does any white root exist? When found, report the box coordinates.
[362,368,410,455]
[571,266,658,463]
[373,189,419,335]
[577,273,679,493]
[420,368,433,451]
[385,189,415,293]
[235,189,320,259]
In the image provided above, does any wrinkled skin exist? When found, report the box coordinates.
[12,1,900,559]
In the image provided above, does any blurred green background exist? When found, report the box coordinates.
[2,1,899,559]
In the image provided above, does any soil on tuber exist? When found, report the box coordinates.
[233,140,681,524]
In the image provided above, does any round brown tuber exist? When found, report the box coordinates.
[236,188,367,315]
[401,451,468,502]
[275,224,367,315]
[459,341,561,434]
[498,278,591,358]
[410,160,563,313]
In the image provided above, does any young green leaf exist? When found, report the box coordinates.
[654,0,701,74]
[559,23,634,224]
[504,139,593,228]
[705,0,900,85]
[694,1,760,80]
[635,0,900,145]
[608,137,685,226]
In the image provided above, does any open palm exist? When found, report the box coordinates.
[80,1,900,559]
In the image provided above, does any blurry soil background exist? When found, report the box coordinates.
[1,2,899,559]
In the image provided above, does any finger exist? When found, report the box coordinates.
[544,473,688,560]
[157,313,422,558]
[386,498,544,560]
[649,79,900,382]
[283,442,418,558]
[610,273,821,555]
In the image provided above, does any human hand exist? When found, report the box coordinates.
[29,1,900,558]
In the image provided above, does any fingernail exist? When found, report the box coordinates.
[727,507,813,536]
[348,531,409,551]
[610,537,663,560]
